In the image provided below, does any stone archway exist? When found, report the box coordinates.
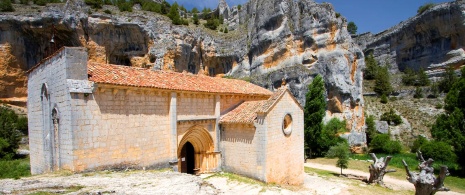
[177,125,218,174]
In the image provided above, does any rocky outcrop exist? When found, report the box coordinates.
[354,1,465,76]
[0,0,365,136]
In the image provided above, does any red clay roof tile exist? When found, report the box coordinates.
[87,62,273,96]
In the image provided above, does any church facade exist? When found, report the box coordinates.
[27,47,304,185]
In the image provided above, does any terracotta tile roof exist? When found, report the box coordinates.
[87,62,273,96]
[220,87,288,124]
[257,87,287,113]
[219,100,266,124]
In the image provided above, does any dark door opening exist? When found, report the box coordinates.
[180,142,195,174]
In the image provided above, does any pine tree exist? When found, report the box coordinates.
[0,0,14,12]
[304,75,326,158]
[193,13,199,25]
[347,21,357,35]
[374,66,392,96]
[364,53,378,80]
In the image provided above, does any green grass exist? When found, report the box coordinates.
[0,157,31,179]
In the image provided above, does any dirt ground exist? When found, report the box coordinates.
[0,163,463,195]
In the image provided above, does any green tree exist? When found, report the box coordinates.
[326,142,350,175]
[431,67,465,173]
[191,7,198,13]
[364,53,378,80]
[417,2,435,15]
[365,115,377,145]
[347,21,357,35]
[160,0,170,14]
[224,27,228,33]
[85,0,103,8]
[193,13,199,25]
[402,68,416,86]
[380,94,388,104]
[438,66,458,93]
[237,4,241,10]
[304,75,326,158]
[142,1,161,13]
[117,0,132,12]
[416,68,430,86]
[430,82,439,98]
[0,0,14,12]
[0,107,22,160]
[374,65,392,96]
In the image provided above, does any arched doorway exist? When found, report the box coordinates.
[177,125,219,174]
[180,142,195,174]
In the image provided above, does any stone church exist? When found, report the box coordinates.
[27,47,304,185]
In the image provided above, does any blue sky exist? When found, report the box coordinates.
[166,0,453,34]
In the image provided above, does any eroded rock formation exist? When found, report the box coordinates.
[0,0,365,136]
[355,1,465,76]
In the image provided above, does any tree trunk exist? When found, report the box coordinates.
[402,151,450,195]
[368,153,395,186]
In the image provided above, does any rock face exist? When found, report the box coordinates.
[355,1,465,76]
[0,0,365,135]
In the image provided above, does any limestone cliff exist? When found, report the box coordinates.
[355,1,465,76]
[0,0,365,141]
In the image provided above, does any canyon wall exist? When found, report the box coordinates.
[355,1,465,77]
[0,0,365,140]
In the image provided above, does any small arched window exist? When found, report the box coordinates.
[282,114,292,136]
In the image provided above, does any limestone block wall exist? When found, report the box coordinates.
[177,94,215,117]
[221,123,267,181]
[70,89,172,171]
[27,47,88,174]
[264,92,304,185]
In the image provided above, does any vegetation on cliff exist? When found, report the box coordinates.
[431,67,465,173]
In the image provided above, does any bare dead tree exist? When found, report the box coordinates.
[368,153,396,185]
[402,151,450,195]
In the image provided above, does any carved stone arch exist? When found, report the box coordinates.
[178,125,214,155]
[178,125,217,174]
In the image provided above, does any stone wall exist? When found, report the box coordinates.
[71,89,172,171]
[221,124,265,181]
[27,47,88,174]
[264,91,304,185]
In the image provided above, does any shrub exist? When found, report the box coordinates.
[237,4,241,10]
[370,134,402,154]
[224,27,228,33]
[413,87,423,98]
[85,0,103,9]
[380,108,402,126]
[335,12,340,18]
[117,0,132,12]
[380,94,388,104]
[421,141,456,163]
[326,142,349,175]
[0,158,31,179]
[324,118,347,134]
[141,1,161,13]
[384,140,402,154]
[417,2,435,15]
[411,135,428,153]
[364,53,378,80]
[104,9,112,14]
[193,13,199,25]
[204,17,220,30]
[0,0,14,12]
[435,103,443,109]
[438,66,458,93]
